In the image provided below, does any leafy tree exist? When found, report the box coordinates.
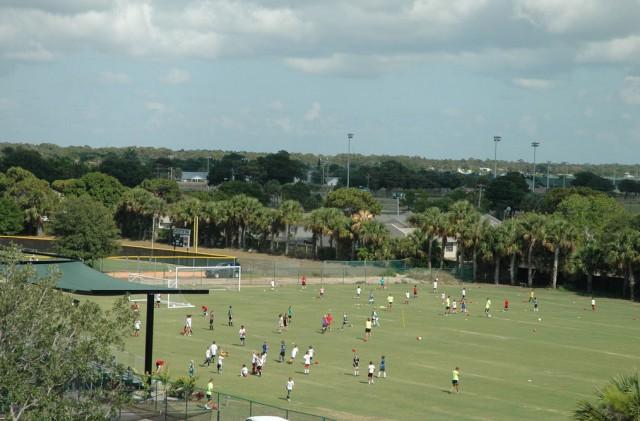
[447,200,479,273]
[605,227,640,300]
[575,372,640,420]
[255,150,305,184]
[51,178,87,197]
[519,213,547,287]
[278,200,303,256]
[0,197,24,234]
[0,245,131,420]
[542,187,604,213]
[572,171,614,192]
[217,181,268,204]
[500,218,523,285]
[52,196,120,262]
[229,194,262,249]
[485,172,529,213]
[618,179,640,197]
[403,190,430,213]
[281,182,322,211]
[115,187,165,240]
[543,216,577,289]
[575,233,606,294]
[80,172,126,209]
[139,178,181,203]
[98,149,152,187]
[409,207,445,271]
[325,188,382,216]
[3,167,59,236]
[208,153,248,185]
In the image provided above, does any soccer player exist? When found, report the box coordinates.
[353,353,360,376]
[270,279,276,290]
[133,318,141,337]
[445,296,451,315]
[286,377,295,402]
[227,305,233,326]
[461,298,467,313]
[201,305,208,317]
[368,291,375,305]
[387,294,394,310]
[364,318,372,341]
[154,293,161,308]
[372,310,380,327]
[307,345,315,363]
[591,297,596,311]
[185,315,193,336]
[287,305,293,325]
[217,353,224,374]
[204,378,214,409]
[326,313,334,331]
[188,360,195,378]
[461,287,466,300]
[450,367,460,393]
[209,311,215,330]
[262,341,269,358]
[379,276,385,289]
[404,290,410,304]
[485,298,492,317]
[440,292,446,305]
[290,343,299,363]
[367,361,376,384]
[356,286,362,299]
[239,325,247,346]
[452,299,457,314]
[413,285,418,299]
[377,356,386,378]
[279,340,286,363]
[303,351,311,374]
[433,278,438,294]
[240,364,249,377]
[342,312,350,329]
[300,275,307,289]
[529,289,535,303]
[503,298,509,311]
[319,286,325,298]
[533,297,539,312]
[202,347,212,367]
[210,341,218,365]
[277,314,284,333]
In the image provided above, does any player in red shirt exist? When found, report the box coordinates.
[503,298,509,311]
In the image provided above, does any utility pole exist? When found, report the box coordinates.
[477,184,484,208]
[546,161,550,190]
[493,136,501,178]
[347,133,354,188]
[531,142,540,192]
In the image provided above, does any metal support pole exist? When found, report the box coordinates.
[144,293,155,377]
[347,133,354,188]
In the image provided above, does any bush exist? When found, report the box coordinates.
[168,376,197,399]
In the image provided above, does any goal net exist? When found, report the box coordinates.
[175,265,242,291]
[127,273,195,308]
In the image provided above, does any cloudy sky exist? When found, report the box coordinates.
[0,0,639,163]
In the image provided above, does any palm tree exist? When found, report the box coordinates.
[305,208,326,259]
[447,201,480,275]
[543,216,578,289]
[325,209,350,259]
[350,209,373,260]
[359,220,389,251]
[477,224,506,285]
[605,228,640,300]
[409,207,445,271]
[278,200,304,256]
[500,218,522,286]
[519,213,547,287]
[229,195,262,249]
[575,233,606,294]
[575,372,640,420]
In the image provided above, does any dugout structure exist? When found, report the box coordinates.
[15,257,209,377]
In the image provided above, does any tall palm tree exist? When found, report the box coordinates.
[305,208,326,259]
[605,227,640,300]
[500,218,522,286]
[463,218,489,281]
[278,200,304,256]
[477,224,506,285]
[350,209,373,260]
[575,372,640,420]
[409,207,445,271]
[543,216,578,289]
[447,200,480,275]
[229,195,262,249]
[519,213,547,287]
[575,233,606,294]
[359,220,389,251]
[325,209,350,259]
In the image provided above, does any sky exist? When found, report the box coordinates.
[0,0,639,164]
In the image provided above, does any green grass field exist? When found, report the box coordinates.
[100,281,640,420]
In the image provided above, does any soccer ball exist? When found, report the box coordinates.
[488,314,492,318]
[538,318,542,322]
[417,336,423,341]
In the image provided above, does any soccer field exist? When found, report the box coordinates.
[109,281,640,420]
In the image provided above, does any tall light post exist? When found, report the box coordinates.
[531,142,540,191]
[546,160,550,190]
[493,136,501,178]
[347,133,354,188]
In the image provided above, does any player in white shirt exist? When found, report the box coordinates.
[367,361,376,384]
[133,319,141,337]
[217,354,224,373]
[356,286,362,298]
[286,377,295,401]
[239,325,246,346]
[185,315,193,336]
[591,297,596,311]
[303,352,311,374]
[433,279,438,293]
[209,341,218,364]
[307,345,315,362]
[240,364,249,377]
[290,344,299,363]
[202,348,212,367]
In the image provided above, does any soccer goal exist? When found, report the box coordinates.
[127,273,195,309]
[175,265,242,291]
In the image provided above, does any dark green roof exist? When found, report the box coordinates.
[25,260,208,296]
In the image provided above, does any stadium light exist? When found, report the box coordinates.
[531,142,540,191]
[347,133,354,188]
[493,136,501,178]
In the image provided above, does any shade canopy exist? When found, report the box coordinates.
[22,260,209,296]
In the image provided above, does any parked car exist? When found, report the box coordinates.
[205,262,240,279]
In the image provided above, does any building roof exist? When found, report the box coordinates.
[181,171,208,181]
[19,260,209,296]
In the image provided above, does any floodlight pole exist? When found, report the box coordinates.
[493,136,501,178]
[144,294,155,377]
[531,142,540,191]
[347,133,354,188]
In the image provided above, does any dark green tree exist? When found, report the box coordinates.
[0,197,24,234]
[98,149,152,187]
[325,188,382,216]
[79,172,125,209]
[572,171,614,192]
[575,372,640,420]
[52,196,120,262]
[139,178,181,203]
[281,182,322,211]
[485,172,529,212]
[256,150,305,184]
[0,245,131,420]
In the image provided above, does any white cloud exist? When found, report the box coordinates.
[512,78,554,90]
[99,71,130,84]
[4,42,53,62]
[408,0,488,24]
[577,35,640,64]
[268,117,293,132]
[160,68,190,84]
[304,102,321,121]
[145,101,168,113]
[621,76,640,105]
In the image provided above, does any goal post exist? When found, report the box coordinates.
[174,265,242,291]
[127,272,195,309]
